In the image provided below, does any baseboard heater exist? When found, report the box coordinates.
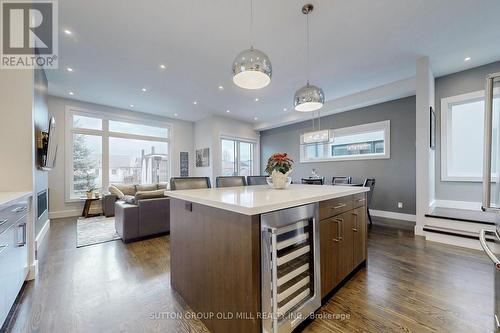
[423,225,496,242]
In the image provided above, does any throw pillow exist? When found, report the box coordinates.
[108,185,125,200]
[123,195,136,205]
[136,184,158,192]
[135,189,166,201]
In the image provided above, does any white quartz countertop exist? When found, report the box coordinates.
[165,184,369,215]
[0,191,32,208]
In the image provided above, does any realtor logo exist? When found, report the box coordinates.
[1,0,58,69]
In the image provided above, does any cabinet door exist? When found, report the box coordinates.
[352,206,367,268]
[319,217,341,298]
[337,212,354,282]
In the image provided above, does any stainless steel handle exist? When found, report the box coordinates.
[0,244,8,255]
[333,217,343,240]
[17,223,27,247]
[0,219,7,226]
[482,73,500,212]
[479,229,500,269]
[12,206,27,213]
[333,203,347,210]
[332,219,340,242]
[352,213,358,231]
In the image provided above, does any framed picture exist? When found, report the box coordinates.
[180,152,189,177]
[196,148,210,167]
[430,106,436,149]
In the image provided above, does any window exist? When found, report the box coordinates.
[221,138,255,176]
[300,121,390,162]
[66,108,170,200]
[441,90,500,181]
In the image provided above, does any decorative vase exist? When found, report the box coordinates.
[267,170,292,189]
[86,192,93,199]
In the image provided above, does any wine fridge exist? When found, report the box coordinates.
[261,203,321,333]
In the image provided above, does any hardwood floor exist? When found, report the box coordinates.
[3,217,494,333]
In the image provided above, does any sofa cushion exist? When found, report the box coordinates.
[157,182,168,190]
[136,184,158,192]
[108,185,125,200]
[135,189,166,201]
[115,184,136,196]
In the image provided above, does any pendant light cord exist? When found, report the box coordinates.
[306,12,310,84]
[250,0,254,48]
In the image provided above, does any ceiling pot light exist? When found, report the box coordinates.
[254,116,259,120]
[465,57,471,62]
[160,64,166,69]
[193,101,198,105]
[66,67,73,72]
[141,88,147,92]
[231,0,272,90]
[218,85,224,90]
[255,98,259,102]
[226,110,231,113]
[174,113,178,117]
[69,91,74,95]
[294,4,325,112]
[64,29,72,35]
[130,104,134,108]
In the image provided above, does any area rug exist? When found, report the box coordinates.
[76,216,121,248]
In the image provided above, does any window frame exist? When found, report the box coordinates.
[219,135,259,177]
[440,89,500,182]
[299,120,391,163]
[65,106,172,202]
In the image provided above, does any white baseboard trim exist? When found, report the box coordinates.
[433,200,482,211]
[424,231,500,252]
[27,260,38,281]
[35,219,50,252]
[369,209,416,222]
[49,209,81,219]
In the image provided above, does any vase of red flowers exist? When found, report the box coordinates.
[265,153,293,189]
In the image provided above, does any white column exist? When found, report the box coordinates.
[415,56,436,236]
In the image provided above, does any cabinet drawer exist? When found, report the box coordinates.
[352,193,367,208]
[320,196,353,220]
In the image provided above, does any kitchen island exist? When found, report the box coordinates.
[166,184,369,333]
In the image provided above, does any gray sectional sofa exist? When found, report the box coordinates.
[103,183,169,243]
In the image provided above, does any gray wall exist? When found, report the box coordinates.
[435,61,500,202]
[260,96,416,215]
[34,68,49,236]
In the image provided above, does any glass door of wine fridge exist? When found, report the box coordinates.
[261,203,321,333]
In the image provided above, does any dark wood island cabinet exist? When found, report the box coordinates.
[166,184,369,333]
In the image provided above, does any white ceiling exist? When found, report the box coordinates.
[47,0,500,126]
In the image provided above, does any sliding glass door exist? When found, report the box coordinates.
[221,139,255,176]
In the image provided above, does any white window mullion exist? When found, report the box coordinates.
[102,119,110,190]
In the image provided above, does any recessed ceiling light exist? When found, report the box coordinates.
[464,57,471,62]
[64,29,72,35]
[160,64,166,69]
[218,85,224,90]
[130,104,134,108]
[254,98,259,102]
[66,67,73,72]
[283,108,287,111]
[69,91,74,95]
[254,117,259,120]
[226,110,231,113]
[174,113,179,117]
[193,101,198,105]
[141,88,147,92]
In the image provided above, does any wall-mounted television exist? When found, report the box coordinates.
[37,115,57,170]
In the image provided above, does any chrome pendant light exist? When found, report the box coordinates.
[232,0,272,90]
[294,4,324,112]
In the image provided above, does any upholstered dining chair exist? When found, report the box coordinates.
[301,178,325,185]
[332,176,352,185]
[363,178,376,224]
[247,176,268,185]
[216,176,247,188]
[170,177,211,190]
